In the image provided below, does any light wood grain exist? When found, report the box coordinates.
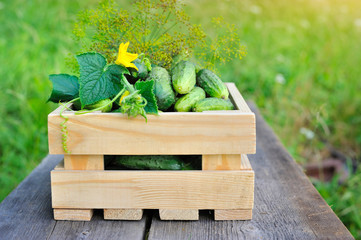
[0,152,147,239]
[241,154,252,170]
[53,209,93,221]
[48,113,255,155]
[214,209,252,220]
[1,101,354,239]
[54,154,104,221]
[104,209,143,220]
[64,155,104,170]
[51,170,254,210]
[147,102,353,239]
[226,82,251,112]
[48,83,256,155]
[159,209,199,220]
[203,154,254,220]
[202,154,251,170]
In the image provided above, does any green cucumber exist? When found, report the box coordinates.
[127,59,150,84]
[196,69,229,99]
[174,87,206,112]
[113,155,194,170]
[193,97,234,112]
[170,52,189,71]
[172,61,196,94]
[146,67,175,111]
[83,99,112,112]
[133,58,150,79]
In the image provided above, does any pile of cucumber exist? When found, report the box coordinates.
[105,155,202,170]
[137,60,234,112]
[106,60,234,170]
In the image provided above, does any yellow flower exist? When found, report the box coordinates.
[115,42,138,70]
[119,90,130,105]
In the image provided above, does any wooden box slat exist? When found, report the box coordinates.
[51,169,254,210]
[49,83,256,221]
[48,83,256,155]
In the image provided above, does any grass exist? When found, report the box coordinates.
[314,163,361,239]
[0,0,88,200]
[0,0,360,238]
[187,0,361,164]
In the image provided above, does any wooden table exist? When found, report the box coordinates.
[0,103,354,240]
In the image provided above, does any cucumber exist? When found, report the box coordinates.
[193,97,234,112]
[172,61,196,94]
[170,52,189,71]
[127,59,150,84]
[133,58,150,79]
[83,99,112,112]
[196,69,229,99]
[174,87,206,112]
[113,155,194,170]
[146,67,175,111]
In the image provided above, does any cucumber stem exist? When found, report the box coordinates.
[75,88,125,115]
[59,97,80,153]
[120,74,135,93]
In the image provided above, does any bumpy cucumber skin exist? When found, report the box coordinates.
[115,155,192,170]
[170,53,189,71]
[193,97,234,112]
[84,99,112,112]
[146,67,175,111]
[172,61,196,94]
[196,69,229,99]
[133,59,149,79]
[174,87,206,112]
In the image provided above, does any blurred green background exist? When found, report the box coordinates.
[0,0,360,237]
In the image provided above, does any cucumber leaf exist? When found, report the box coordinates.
[48,74,79,102]
[135,80,158,114]
[76,52,129,107]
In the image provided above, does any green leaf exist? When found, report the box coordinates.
[135,80,159,114]
[48,74,79,102]
[76,52,129,107]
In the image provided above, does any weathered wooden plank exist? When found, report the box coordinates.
[0,155,147,240]
[147,101,354,240]
[54,159,64,170]
[0,101,354,239]
[214,209,252,220]
[51,170,254,210]
[48,211,148,240]
[0,155,60,240]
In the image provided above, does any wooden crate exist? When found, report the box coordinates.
[49,83,256,221]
